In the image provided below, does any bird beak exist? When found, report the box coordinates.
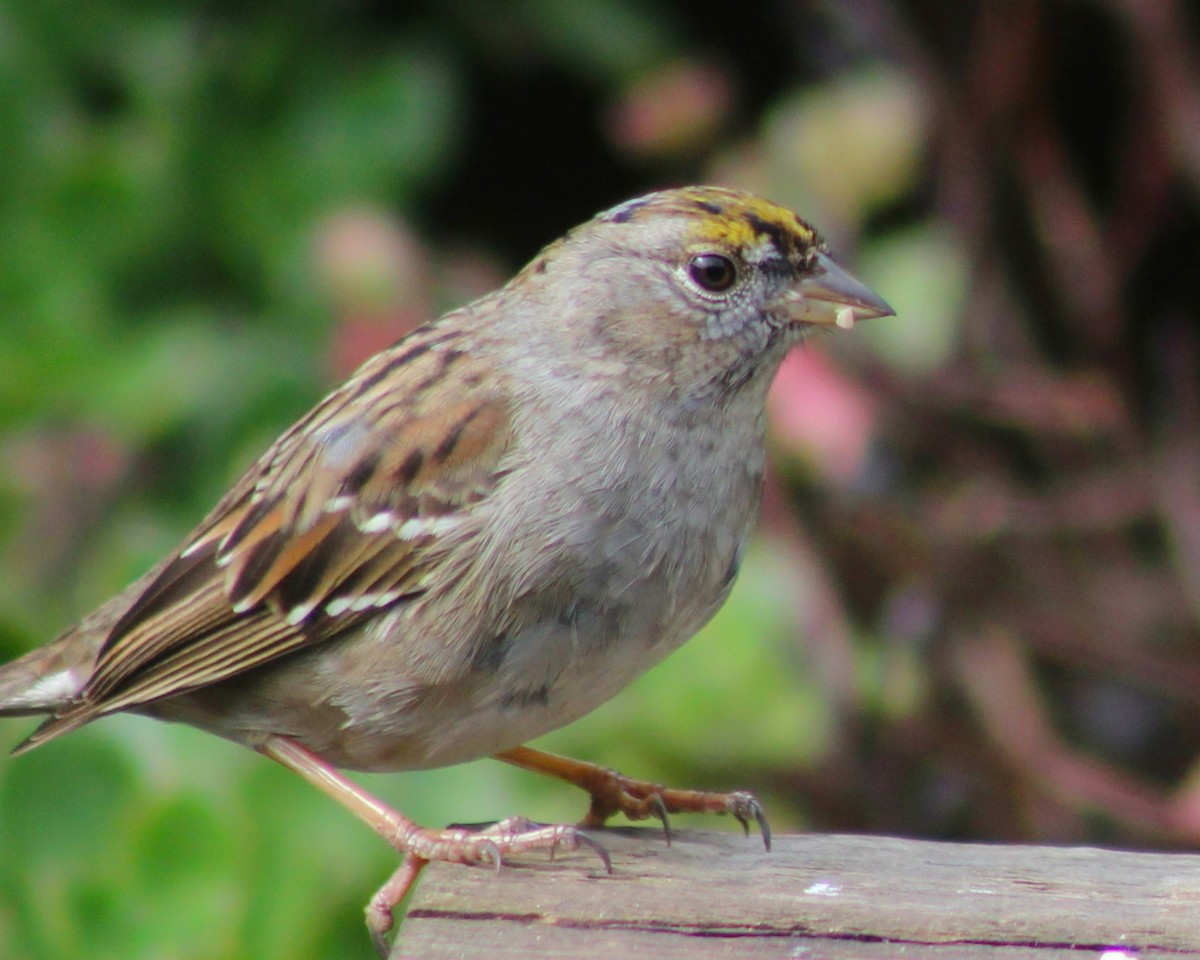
[783,251,894,330]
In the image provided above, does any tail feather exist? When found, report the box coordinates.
[11,709,98,756]
[1,561,168,749]
[0,637,88,716]
[1,636,106,755]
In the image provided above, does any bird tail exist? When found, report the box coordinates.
[0,571,153,752]
[1,564,168,753]
[0,635,89,717]
[0,629,108,755]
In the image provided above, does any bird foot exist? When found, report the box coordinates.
[365,816,611,957]
[495,745,771,849]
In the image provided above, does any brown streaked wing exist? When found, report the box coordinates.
[40,323,514,735]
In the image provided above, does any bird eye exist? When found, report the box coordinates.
[688,254,737,292]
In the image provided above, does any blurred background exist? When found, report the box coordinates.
[2,0,1200,956]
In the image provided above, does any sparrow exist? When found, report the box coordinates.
[0,185,892,953]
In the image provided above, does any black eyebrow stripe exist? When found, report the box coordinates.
[744,212,791,254]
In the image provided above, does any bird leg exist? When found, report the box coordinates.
[364,854,425,957]
[494,744,771,849]
[261,736,611,956]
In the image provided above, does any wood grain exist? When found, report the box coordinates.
[393,828,1200,959]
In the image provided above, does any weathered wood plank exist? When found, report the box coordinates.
[393,828,1200,959]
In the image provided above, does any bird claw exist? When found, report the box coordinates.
[473,816,611,873]
[581,768,770,849]
[726,790,772,851]
[570,828,613,873]
[648,793,672,846]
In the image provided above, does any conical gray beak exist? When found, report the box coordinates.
[784,251,894,330]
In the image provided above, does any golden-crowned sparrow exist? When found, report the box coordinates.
[0,186,891,952]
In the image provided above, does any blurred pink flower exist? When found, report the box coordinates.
[313,207,432,377]
[606,61,734,160]
[768,348,877,483]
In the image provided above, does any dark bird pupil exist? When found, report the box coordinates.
[689,254,736,291]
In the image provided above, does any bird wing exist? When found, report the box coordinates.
[24,321,514,745]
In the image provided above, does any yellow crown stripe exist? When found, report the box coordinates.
[600,187,818,255]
